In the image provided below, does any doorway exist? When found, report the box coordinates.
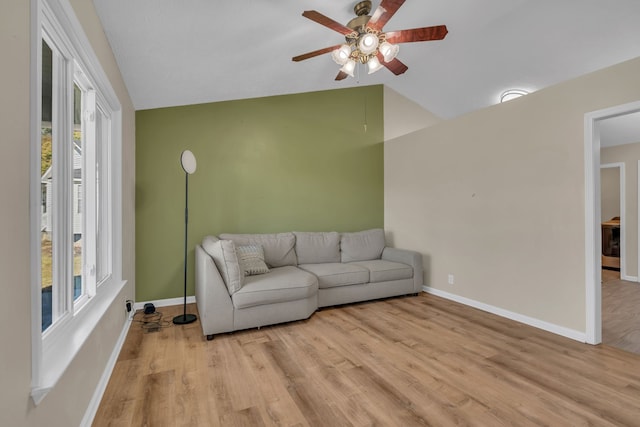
[599,163,624,278]
[585,100,640,345]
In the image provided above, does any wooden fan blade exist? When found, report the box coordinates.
[381,55,408,75]
[335,71,349,81]
[385,25,448,44]
[292,45,342,62]
[367,0,406,31]
[302,10,354,35]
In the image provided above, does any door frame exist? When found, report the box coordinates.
[599,162,625,276]
[585,100,640,344]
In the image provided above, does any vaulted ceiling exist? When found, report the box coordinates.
[93,0,640,119]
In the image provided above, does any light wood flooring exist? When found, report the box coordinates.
[94,294,640,426]
[602,269,640,355]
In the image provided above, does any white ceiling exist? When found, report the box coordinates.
[92,0,640,119]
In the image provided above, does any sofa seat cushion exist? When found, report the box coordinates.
[298,263,369,289]
[349,260,413,283]
[232,266,318,309]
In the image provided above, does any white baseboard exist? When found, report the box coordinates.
[621,274,638,282]
[134,295,196,310]
[80,317,132,427]
[422,286,587,343]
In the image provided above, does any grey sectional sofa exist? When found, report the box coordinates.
[195,229,423,340]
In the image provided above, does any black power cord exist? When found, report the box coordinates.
[132,310,172,331]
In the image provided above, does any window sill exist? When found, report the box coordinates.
[31,278,127,405]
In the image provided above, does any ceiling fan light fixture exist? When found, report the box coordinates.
[340,59,356,77]
[331,44,352,65]
[367,56,383,74]
[293,3,449,81]
[358,33,379,55]
[379,42,399,62]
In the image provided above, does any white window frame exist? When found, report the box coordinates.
[95,104,114,286]
[72,67,96,311]
[30,0,124,405]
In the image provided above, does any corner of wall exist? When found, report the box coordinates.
[383,85,442,141]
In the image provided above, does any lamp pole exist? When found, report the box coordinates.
[173,150,197,325]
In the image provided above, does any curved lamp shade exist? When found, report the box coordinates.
[358,33,379,55]
[180,150,197,174]
[340,59,356,77]
[379,42,399,63]
[367,56,383,74]
[331,44,351,65]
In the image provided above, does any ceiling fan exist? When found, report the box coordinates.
[292,0,448,80]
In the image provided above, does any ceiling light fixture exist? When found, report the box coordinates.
[359,32,379,54]
[329,1,401,78]
[333,26,397,77]
[331,44,352,65]
[500,89,529,103]
[340,59,357,77]
[292,1,449,81]
[367,56,384,74]
[379,41,399,62]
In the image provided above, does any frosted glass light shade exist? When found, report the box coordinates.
[367,56,383,74]
[331,45,352,65]
[500,89,529,103]
[340,59,356,77]
[358,33,379,55]
[181,150,197,174]
[379,42,399,62]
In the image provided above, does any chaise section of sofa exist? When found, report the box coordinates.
[196,233,318,340]
[195,229,423,340]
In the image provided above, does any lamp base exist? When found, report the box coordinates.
[172,313,197,325]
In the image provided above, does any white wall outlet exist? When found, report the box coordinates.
[448,274,455,285]
[125,299,135,320]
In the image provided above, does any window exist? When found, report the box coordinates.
[31,0,124,404]
[39,32,104,329]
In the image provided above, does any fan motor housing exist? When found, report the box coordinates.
[347,1,372,31]
[353,0,372,16]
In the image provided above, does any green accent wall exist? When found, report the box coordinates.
[135,85,384,301]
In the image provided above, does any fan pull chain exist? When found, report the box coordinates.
[363,95,368,132]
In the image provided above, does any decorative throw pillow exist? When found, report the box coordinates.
[201,235,220,255]
[202,239,243,294]
[218,233,297,267]
[236,245,270,276]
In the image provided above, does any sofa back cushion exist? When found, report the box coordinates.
[201,237,243,294]
[219,232,297,268]
[294,231,341,264]
[340,228,386,262]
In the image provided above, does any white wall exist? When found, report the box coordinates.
[0,1,135,425]
[383,86,441,141]
[385,56,640,334]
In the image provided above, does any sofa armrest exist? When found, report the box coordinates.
[381,247,424,292]
[195,245,234,337]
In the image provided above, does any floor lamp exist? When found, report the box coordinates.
[173,150,198,325]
